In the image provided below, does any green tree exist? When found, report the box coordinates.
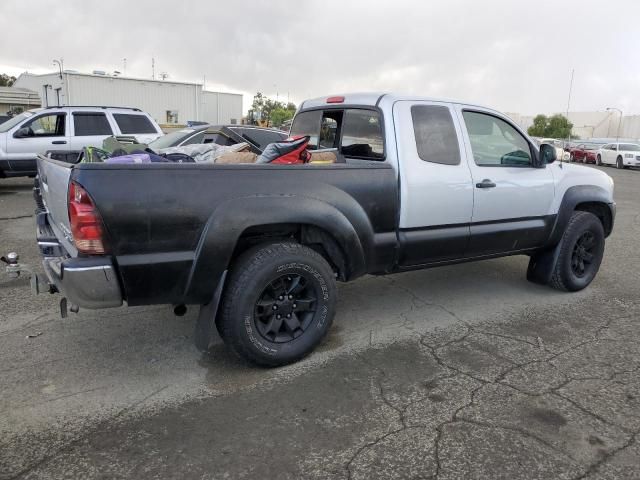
[546,114,573,139]
[249,92,297,127]
[0,73,16,87]
[527,114,548,137]
[527,113,573,139]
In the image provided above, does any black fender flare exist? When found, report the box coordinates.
[182,194,373,304]
[528,185,614,285]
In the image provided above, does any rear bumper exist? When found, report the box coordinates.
[36,210,123,309]
[42,256,123,309]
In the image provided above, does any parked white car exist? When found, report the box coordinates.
[596,142,640,169]
[0,106,163,178]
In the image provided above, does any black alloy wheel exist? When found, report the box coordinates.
[254,274,317,343]
[571,231,596,278]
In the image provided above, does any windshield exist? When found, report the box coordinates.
[149,129,198,149]
[0,111,34,133]
[619,144,640,152]
[584,144,600,150]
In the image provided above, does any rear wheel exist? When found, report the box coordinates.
[217,242,337,366]
[596,155,602,166]
[549,211,605,292]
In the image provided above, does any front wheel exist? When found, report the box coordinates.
[616,156,624,169]
[569,153,575,162]
[549,211,605,292]
[217,242,337,366]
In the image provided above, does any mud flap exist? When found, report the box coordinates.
[194,270,227,352]
[527,242,562,285]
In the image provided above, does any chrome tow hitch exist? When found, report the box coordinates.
[1,252,48,295]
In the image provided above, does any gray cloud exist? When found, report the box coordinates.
[2,0,639,114]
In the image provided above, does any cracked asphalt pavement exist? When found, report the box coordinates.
[1,166,639,479]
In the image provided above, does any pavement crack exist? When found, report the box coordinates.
[0,214,33,221]
[571,430,639,480]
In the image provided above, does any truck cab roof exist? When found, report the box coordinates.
[299,92,495,113]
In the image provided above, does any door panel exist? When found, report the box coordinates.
[6,112,69,173]
[455,106,555,256]
[394,100,474,265]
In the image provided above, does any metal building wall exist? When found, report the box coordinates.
[66,74,201,124]
[201,91,243,124]
[13,73,65,107]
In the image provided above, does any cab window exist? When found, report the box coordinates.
[462,111,532,167]
[290,110,322,148]
[290,108,385,160]
[341,110,384,159]
[411,105,460,165]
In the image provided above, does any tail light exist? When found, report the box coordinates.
[68,182,108,255]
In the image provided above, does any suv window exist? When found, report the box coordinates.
[73,112,113,136]
[112,113,157,134]
[341,110,384,159]
[462,111,532,167]
[23,113,65,137]
[290,110,322,148]
[411,105,460,165]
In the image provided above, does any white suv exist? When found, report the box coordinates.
[0,106,163,178]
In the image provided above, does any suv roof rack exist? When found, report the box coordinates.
[43,106,142,112]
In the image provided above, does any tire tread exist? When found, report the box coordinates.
[218,241,334,366]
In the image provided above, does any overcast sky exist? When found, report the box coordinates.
[2,0,639,115]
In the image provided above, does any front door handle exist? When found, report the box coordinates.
[476,179,496,189]
[51,140,67,145]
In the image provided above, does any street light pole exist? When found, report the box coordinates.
[53,59,63,79]
[606,107,623,143]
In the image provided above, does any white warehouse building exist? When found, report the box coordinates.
[14,71,243,126]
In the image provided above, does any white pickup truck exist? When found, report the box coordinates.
[0,106,163,178]
[13,92,615,366]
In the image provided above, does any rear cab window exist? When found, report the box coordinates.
[290,108,384,160]
[112,113,158,134]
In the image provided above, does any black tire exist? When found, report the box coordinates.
[569,153,575,162]
[596,155,602,166]
[549,211,605,292]
[616,156,625,169]
[217,242,337,366]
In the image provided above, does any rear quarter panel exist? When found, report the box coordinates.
[71,162,398,305]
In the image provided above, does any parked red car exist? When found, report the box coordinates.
[568,144,601,164]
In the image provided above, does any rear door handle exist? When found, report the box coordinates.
[476,179,496,189]
[51,140,67,145]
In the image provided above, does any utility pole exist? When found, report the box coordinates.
[152,57,155,80]
[123,58,127,76]
[606,107,623,142]
[565,68,574,147]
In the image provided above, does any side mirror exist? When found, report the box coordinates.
[13,127,32,138]
[539,143,557,164]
